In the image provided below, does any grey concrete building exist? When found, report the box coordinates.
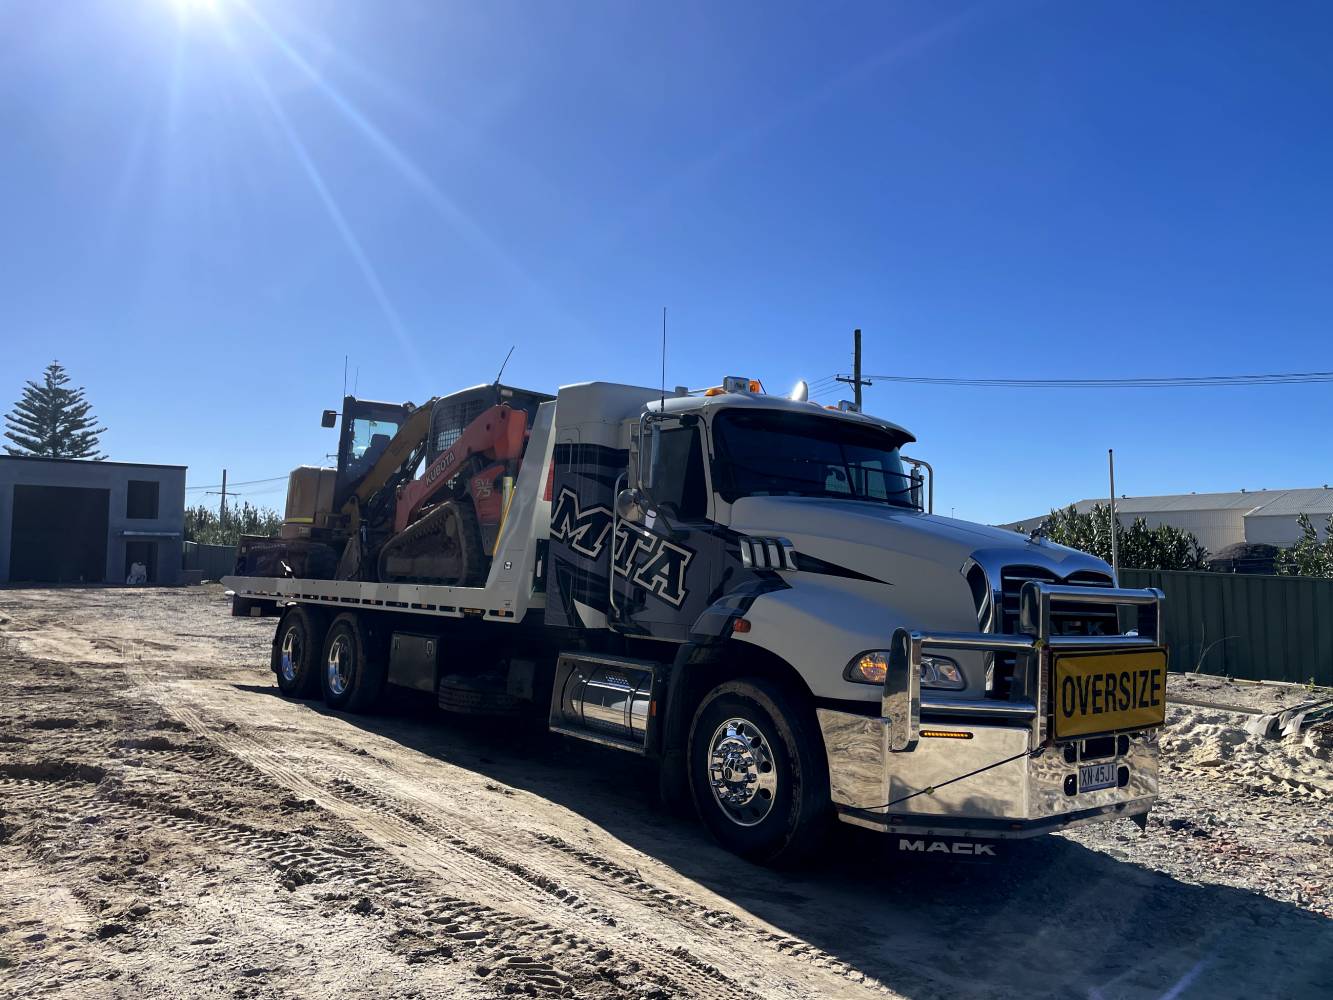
[0,456,186,585]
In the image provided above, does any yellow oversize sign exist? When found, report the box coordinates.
[1051,648,1168,740]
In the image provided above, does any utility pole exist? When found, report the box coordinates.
[835,328,872,409]
[1108,450,1119,580]
[219,469,228,530]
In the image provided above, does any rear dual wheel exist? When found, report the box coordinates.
[320,613,388,713]
[272,606,328,699]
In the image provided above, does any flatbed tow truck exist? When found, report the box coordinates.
[226,376,1167,864]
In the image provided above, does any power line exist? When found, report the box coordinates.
[185,474,289,492]
[851,370,1333,388]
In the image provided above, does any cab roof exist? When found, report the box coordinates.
[647,389,916,443]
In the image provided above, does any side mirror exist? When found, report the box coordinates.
[616,487,649,524]
[321,410,338,429]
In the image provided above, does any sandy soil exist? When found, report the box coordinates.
[1,586,1330,1000]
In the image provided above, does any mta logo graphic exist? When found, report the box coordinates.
[550,487,614,559]
[550,488,693,607]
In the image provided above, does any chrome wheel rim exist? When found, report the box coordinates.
[707,717,778,827]
[326,634,352,696]
[279,626,302,683]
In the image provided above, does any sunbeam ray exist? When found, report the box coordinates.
[217,16,427,379]
[233,0,532,290]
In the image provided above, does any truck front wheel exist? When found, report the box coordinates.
[320,613,387,713]
[687,678,829,866]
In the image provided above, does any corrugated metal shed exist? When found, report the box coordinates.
[1052,490,1283,515]
[1004,486,1333,551]
[1245,488,1333,516]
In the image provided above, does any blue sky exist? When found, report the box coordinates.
[3,0,1331,524]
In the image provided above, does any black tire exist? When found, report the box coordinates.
[320,613,387,713]
[687,678,830,866]
[271,606,328,699]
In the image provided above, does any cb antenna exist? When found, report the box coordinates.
[494,345,515,385]
[660,306,667,411]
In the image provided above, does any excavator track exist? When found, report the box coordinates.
[376,500,485,586]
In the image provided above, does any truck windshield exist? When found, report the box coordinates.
[711,410,917,508]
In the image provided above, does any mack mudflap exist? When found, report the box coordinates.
[225,375,1167,864]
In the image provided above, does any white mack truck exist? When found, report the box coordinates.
[226,376,1168,864]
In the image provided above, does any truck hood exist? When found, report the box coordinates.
[727,496,1112,587]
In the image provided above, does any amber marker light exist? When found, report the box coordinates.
[849,652,889,684]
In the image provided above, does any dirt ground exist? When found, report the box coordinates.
[1,587,1331,1000]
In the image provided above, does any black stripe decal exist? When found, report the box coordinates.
[793,552,891,585]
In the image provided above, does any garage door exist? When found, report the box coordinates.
[9,485,109,583]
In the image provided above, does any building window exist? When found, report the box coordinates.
[126,480,160,520]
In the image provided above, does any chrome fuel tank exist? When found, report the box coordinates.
[550,653,656,750]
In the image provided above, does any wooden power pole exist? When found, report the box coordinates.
[835,328,872,409]
[219,469,228,529]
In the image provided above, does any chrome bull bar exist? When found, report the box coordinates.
[884,581,1165,752]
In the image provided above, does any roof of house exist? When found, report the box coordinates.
[1006,486,1333,527]
[1244,488,1333,517]
[0,455,187,471]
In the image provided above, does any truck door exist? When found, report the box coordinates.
[611,418,718,640]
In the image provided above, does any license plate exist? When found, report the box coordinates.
[1051,648,1168,740]
[1078,761,1117,792]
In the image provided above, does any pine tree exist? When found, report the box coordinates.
[4,361,107,460]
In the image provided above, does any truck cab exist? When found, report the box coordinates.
[544,378,1165,859]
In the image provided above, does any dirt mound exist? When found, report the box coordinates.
[0,760,108,784]
[116,736,182,751]
[1163,707,1333,799]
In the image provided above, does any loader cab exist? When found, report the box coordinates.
[331,396,412,510]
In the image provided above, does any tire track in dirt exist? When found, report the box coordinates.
[120,668,761,1000]
[13,602,891,999]
[322,753,892,995]
[179,676,897,998]
[1,769,612,999]
[530,832,890,992]
[0,860,109,1000]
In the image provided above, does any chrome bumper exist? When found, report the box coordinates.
[820,581,1165,839]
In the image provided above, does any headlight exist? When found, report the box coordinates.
[919,655,965,690]
[844,651,966,690]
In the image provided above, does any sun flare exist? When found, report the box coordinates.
[167,0,220,15]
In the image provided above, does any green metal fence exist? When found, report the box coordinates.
[1120,569,1333,685]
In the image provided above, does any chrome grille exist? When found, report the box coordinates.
[989,566,1117,698]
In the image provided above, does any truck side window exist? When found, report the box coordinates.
[647,427,708,520]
